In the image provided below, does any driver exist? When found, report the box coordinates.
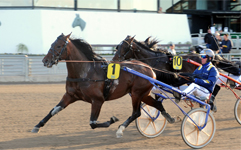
[183,49,219,110]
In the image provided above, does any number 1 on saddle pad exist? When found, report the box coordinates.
[173,56,183,70]
[107,63,120,79]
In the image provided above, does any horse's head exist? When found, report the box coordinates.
[42,33,71,68]
[112,35,136,61]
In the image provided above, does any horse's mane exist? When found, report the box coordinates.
[134,39,169,54]
[70,38,106,61]
[135,41,153,51]
[144,37,159,49]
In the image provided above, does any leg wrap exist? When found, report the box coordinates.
[90,120,98,129]
[51,106,63,116]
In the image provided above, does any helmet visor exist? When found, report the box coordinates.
[201,55,207,59]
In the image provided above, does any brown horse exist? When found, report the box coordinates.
[31,33,174,138]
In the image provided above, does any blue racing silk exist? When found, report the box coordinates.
[193,62,219,93]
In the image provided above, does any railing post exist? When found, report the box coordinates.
[25,55,29,81]
[74,0,77,11]
[1,58,3,75]
[236,35,239,50]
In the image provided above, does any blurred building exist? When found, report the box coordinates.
[166,0,241,33]
[0,0,193,54]
[0,0,240,33]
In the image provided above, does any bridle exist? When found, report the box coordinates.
[48,36,69,64]
[118,40,139,61]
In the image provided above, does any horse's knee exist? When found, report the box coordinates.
[135,111,141,118]
[51,106,63,116]
[90,121,97,129]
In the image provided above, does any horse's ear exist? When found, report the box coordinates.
[144,36,151,44]
[130,35,136,43]
[66,32,72,39]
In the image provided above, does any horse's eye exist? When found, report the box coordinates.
[57,46,61,49]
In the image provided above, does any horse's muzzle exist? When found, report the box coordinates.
[42,59,55,68]
[46,62,54,68]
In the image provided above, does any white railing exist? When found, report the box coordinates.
[0,54,240,82]
[0,55,113,82]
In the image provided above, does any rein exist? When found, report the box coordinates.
[66,77,106,82]
[60,59,192,82]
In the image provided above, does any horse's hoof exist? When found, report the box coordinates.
[174,116,182,122]
[31,127,40,133]
[111,116,119,123]
[161,111,175,124]
[116,130,123,138]
[212,105,217,113]
[116,125,125,138]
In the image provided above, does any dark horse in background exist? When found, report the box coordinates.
[113,35,240,78]
[31,33,174,138]
[113,35,202,87]
[112,35,241,103]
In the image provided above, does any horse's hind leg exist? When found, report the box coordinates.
[116,93,142,138]
[31,93,76,133]
[89,99,119,129]
[141,94,175,123]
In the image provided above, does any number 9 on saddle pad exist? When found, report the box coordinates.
[107,63,121,79]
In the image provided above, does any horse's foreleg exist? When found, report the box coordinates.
[116,94,141,138]
[31,93,76,133]
[89,100,119,129]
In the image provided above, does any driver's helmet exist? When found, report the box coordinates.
[200,49,215,58]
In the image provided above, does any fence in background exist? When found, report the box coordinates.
[92,44,192,54]
[0,55,113,82]
[0,53,240,83]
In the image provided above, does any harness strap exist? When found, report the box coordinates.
[66,77,105,82]
[153,53,167,67]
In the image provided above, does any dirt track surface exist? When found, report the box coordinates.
[0,83,240,150]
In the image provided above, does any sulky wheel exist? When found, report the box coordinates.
[135,103,167,138]
[181,108,216,149]
[234,97,241,125]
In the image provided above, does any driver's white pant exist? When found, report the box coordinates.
[182,83,210,98]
